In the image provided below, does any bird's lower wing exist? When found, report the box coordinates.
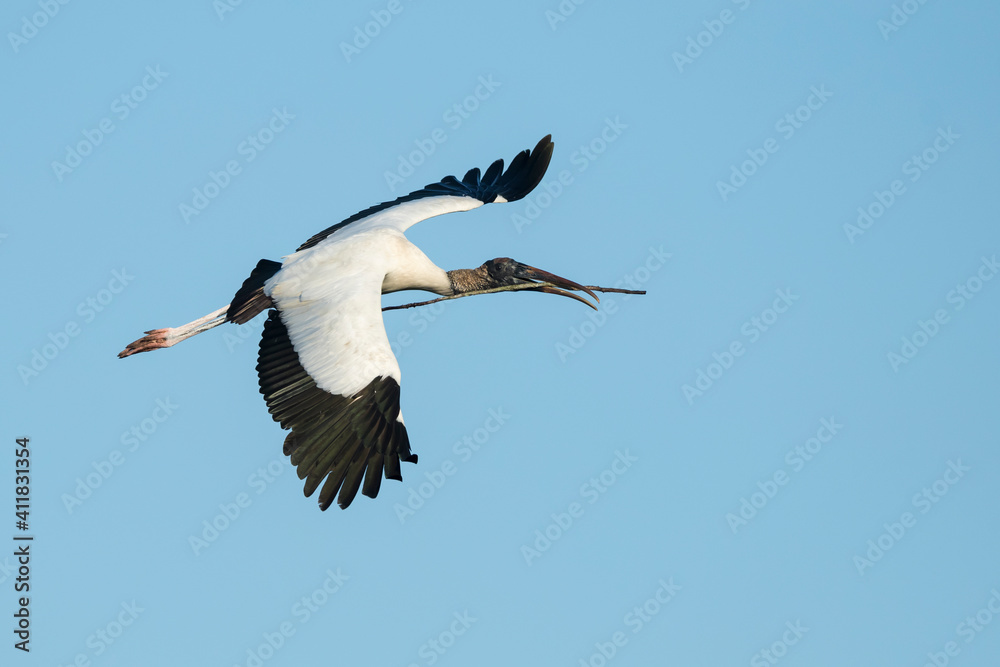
[258,271,414,510]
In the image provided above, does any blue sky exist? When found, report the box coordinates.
[4,1,1000,665]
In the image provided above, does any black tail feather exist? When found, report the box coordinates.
[227,259,282,324]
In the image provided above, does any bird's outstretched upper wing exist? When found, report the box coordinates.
[258,264,413,511]
[296,134,553,251]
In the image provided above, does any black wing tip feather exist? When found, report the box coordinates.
[257,309,416,511]
[496,134,553,203]
[296,135,554,251]
[458,133,553,204]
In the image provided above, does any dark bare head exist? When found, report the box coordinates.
[447,258,599,309]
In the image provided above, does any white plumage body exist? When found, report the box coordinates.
[266,227,447,404]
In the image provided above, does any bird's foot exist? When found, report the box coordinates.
[118,329,175,358]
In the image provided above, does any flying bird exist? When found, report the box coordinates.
[120,135,606,511]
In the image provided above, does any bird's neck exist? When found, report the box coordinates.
[446,267,494,295]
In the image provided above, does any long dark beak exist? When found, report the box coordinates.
[512,263,600,310]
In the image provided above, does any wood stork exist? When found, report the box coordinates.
[120,135,604,511]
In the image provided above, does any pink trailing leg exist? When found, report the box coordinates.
[118,305,229,358]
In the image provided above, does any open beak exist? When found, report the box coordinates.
[511,262,600,310]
